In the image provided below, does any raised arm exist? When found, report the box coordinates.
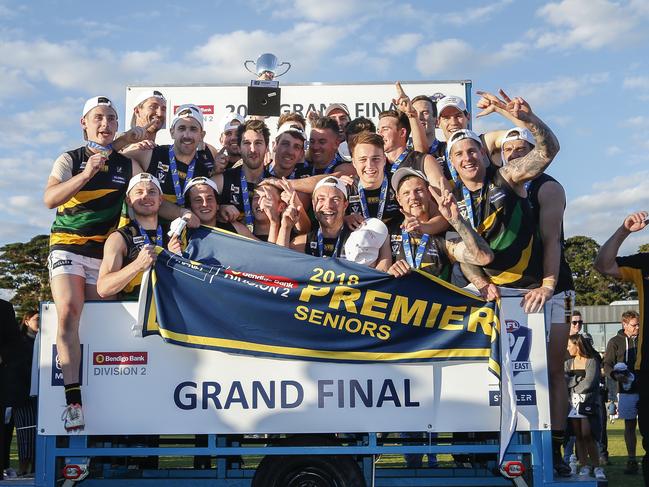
[476,90,559,185]
[393,82,428,153]
[594,211,648,278]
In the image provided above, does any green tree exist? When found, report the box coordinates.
[0,234,50,315]
[564,235,635,306]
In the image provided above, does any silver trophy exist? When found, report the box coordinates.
[244,53,291,80]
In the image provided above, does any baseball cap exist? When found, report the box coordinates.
[171,104,204,130]
[130,90,166,128]
[344,218,389,266]
[182,176,219,196]
[436,95,467,116]
[446,129,482,156]
[391,167,428,192]
[336,141,351,162]
[276,123,307,141]
[133,89,166,108]
[313,176,348,199]
[324,103,350,117]
[502,127,536,147]
[221,112,245,133]
[82,96,116,118]
[126,173,162,195]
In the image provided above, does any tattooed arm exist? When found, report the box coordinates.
[429,178,493,266]
[476,89,560,185]
[461,262,500,301]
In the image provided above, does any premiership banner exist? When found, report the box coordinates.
[138,226,501,372]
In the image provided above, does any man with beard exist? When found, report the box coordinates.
[324,103,351,137]
[265,125,309,179]
[219,113,245,170]
[306,117,353,176]
[97,173,165,299]
[44,96,142,431]
[214,119,270,230]
[123,104,217,229]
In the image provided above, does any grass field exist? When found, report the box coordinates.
[7,421,645,484]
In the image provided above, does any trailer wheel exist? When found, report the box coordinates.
[252,455,365,487]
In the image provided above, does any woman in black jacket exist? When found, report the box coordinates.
[565,334,605,480]
[12,310,39,476]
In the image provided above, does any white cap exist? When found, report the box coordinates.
[171,104,204,130]
[446,129,482,156]
[313,176,348,199]
[344,218,388,266]
[221,112,245,133]
[130,90,166,128]
[324,103,350,117]
[82,96,116,118]
[437,95,467,116]
[183,176,219,196]
[276,123,307,142]
[502,127,536,147]
[391,167,428,192]
[127,173,162,195]
[132,89,166,108]
[336,141,351,162]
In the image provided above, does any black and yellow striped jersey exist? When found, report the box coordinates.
[114,221,168,300]
[616,253,649,374]
[454,165,543,289]
[50,147,132,259]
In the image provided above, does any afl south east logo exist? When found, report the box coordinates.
[505,320,532,375]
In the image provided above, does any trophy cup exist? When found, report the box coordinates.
[244,53,290,116]
[244,53,291,81]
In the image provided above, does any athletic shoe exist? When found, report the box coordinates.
[578,465,592,477]
[554,455,572,477]
[594,467,606,480]
[624,459,639,474]
[61,403,85,432]
[3,468,17,479]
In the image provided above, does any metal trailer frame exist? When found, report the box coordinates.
[34,429,597,486]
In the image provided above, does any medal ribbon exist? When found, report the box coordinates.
[317,228,341,258]
[402,230,429,269]
[390,149,410,174]
[359,176,388,220]
[240,171,255,231]
[169,147,196,206]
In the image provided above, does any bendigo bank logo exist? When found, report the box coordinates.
[93,352,148,365]
[505,320,532,376]
[51,345,84,386]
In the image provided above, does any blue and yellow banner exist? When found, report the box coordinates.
[139,226,502,376]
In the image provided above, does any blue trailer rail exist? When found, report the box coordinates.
[31,430,600,486]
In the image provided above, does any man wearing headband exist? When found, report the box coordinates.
[388,168,493,279]
[123,104,219,229]
[44,96,142,432]
[97,173,166,299]
[346,132,402,230]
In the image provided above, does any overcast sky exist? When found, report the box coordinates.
[0,0,648,253]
